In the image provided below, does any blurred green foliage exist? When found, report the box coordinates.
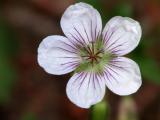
[0,17,18,104]
[0,58,17,103]
[138,58,160,84]
[21,112,37,120]
[111,2,133,17]
[0,19,18,58]
[132,41,160,84]
[91,101,109,120]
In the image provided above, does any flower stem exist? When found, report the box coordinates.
[90,100,109,120]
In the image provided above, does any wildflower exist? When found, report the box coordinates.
[38,2,142,108]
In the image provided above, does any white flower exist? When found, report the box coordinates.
[38,2,142,108]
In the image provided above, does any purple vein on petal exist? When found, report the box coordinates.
[95,73,101,91]
[109,60,131,69]
[67,35,78,47]
[60,40,78,52]
[55,47,78,54]
[90,19,94,42]
[110,65,130,73]
[110,49,127,55]
[98,72,105,90]
[72,72,84,85]
[104,66,119,84]
[103,27,110,42]
[72,27,90,54]
[102,71,113,86]
[107,63,131,82]
[110,58,132,67]
[78,72,88,92]
[103,27,117,46]
[95,16,101,41]
[81,21,90,43]
[105,34,124,51]
[108,62,129,73]
[69,31,91,55]
[73,26,88,45]
[69,32,84,47]
[62,63,79,71]
[103,26,112,43]
[111,58,131,63]
[94,20,98,42]
[55,56,79,59]
[107,65,121,77]
[87,72,92,90]
[104,30,114,47]
[93,73,96,90]
[97,30,101,40]
[108,41,128,53]
[60,60,79,65]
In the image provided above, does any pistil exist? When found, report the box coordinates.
[76,39,111,73]
[82,43,103,66]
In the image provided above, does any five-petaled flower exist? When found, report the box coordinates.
[38,2,142,108]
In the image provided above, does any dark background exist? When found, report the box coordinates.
[0,0,160,120]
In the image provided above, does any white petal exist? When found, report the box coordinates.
[102,16,142,56]
[38,35,80,75]
[103,57,142,95]
[66,72,106,108]
[61,2,102,45]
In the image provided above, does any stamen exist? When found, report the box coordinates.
[91,41,94,54]
[76,37,111,73]
[80,40,104,66]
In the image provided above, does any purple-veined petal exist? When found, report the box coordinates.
[66,72,106,108]
[103,57,142,95]
[61,2,102,46]
[38,35,81,75]
[102,16,142,56]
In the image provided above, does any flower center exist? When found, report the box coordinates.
[83,46,103,65]
[75,39,111,73]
